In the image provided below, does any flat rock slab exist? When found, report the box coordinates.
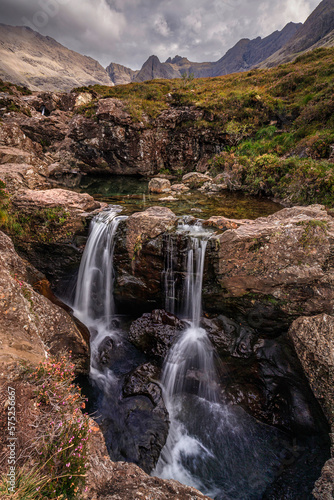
[12,188,101,213]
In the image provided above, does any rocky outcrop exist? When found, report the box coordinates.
[65,99,227,176]
[205,205,334,330]
[113,204,334,331]
[0,230,89,373]
[9,188,107,285]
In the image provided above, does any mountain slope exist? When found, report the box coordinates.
[211,22,301,76]
[261,0,334,67]
[0,24,113,91]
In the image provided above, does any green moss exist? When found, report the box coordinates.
[297,219,328,248]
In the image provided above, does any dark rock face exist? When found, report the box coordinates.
[129,310,187,362]
[65,99,227,176]
[121,363,169,473]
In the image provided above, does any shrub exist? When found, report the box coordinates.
[0,355,90,499]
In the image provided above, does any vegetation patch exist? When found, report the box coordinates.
[0,355,90,499]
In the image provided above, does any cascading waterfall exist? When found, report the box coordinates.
[153,223,284,499]
[70,212,314,499]
[73,207,127,385]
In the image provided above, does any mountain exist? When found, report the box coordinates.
[106,22,301,85]
[261,0,334,67]
[0,24,113,91]
[135,55,181,82]
[106,62,138,86]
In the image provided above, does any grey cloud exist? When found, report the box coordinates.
[0,0,321,69]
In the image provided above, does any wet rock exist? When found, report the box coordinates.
[182,172,211,187]
[121,362,169,473]
[0,230,89,373]
[148,178,171,193]
[129,310,187,361]
[289,314,334,427]
[98,337,115,366]
[201,315,256,358]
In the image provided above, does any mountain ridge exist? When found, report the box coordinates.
[106,21,301,85]
[0,24,113,92]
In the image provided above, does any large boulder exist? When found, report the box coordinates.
[0,230,89,373]
[205,205,334,330]
[114,207,177,310]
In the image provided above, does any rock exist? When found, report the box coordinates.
[84,421,212,500]
[9,188,107,284]
[12,188,101,213]
[289,314,334,426]
[171,183,190,192]
[182,172,212,187]
[148,178,171,193]
[0,230,89,373]
[205,205,334,329]
[125,206,177,260]
[129,310,187,361]
[203,216,251,231]
[159,195,177,201]
[313,458,334,499]
[121,362,169,473]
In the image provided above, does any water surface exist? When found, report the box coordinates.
[77,175,283,219]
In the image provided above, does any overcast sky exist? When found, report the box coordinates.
[0,0,321,69]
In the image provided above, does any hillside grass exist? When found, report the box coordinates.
[73,47,334,205]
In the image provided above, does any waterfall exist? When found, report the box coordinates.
[154,223,283,499]
[73,207,127,384]
[163,234,176,315]
[154,224,220,493]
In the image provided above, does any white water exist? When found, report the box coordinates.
[73,208,127,386]
[153,224,283,499]
[154,224,221,493]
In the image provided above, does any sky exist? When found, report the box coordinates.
[0,0,321,69]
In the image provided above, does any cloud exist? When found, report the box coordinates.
[0,0,322,69]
